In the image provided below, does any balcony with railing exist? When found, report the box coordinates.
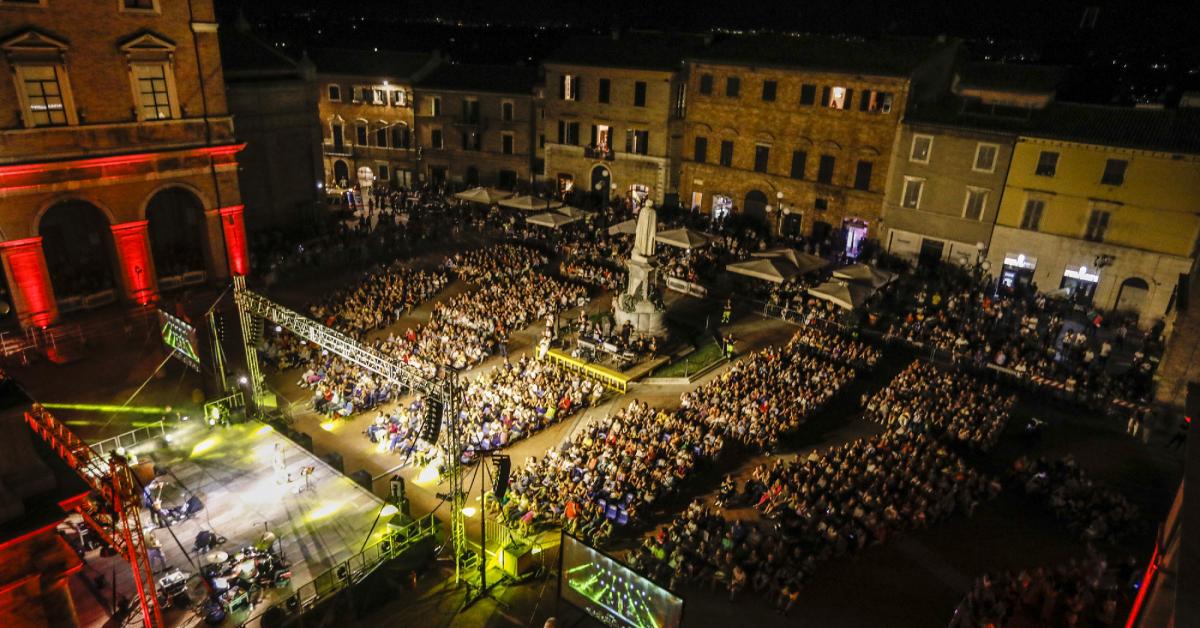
[584,145,615,161]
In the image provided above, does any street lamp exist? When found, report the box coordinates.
[774,191,787,237]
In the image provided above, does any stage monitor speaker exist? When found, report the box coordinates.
[291,431,314,452]
[420,398,443,443]
[323,451,344,473]
[349,469,372,491]
[493,455,511,502]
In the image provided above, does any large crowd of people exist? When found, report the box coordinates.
[1012,456,1143,545]
[627,430,999,608]
[306,264,449,339]
[862,361,1016,451]
[950,551,1127,627]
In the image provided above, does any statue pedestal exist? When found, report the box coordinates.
[614,256,667,338]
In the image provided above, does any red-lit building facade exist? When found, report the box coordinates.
[0,0,247,329]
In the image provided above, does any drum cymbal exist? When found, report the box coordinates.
[204,551,228,564]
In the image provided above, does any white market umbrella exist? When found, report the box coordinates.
[807,280,876,310]
[655,228,714,250]
[752,248,828,275]
[499,195,563,211]
[726,257,800,284]
[454,186,512,205]
[608,219,639,236]
[831,263,896,289]
[556,206,594,220]
[526,212,580,229]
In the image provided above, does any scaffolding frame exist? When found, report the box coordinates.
[231,280,473,584]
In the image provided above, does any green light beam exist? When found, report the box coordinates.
[42,402,171,415]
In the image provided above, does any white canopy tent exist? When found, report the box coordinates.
[526,212,580,229]
[752,248,829,276]
[655,228,715,250]
[807,280,876,310]
[453,186,513,205]
[556,206,594,220]
[608,219,639,236]
[726,257,800,284]
[498,195,563,211]
[831,263,896,289]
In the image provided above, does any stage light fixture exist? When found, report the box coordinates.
[380,504,399,518]
[461,506,478,517]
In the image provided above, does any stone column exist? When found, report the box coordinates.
[110,221,159,306]
[218,204,249,277]
[0,237,58,328]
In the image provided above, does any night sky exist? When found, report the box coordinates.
[219,0,1200,105]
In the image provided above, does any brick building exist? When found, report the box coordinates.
[414,63,538,190]
[542,33,706,208]
[310,48,440,196]
[219,17,324,233]
[0,0,246,328]
[679,34,957,256]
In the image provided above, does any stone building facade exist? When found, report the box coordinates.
[414,63,538,190]
[541,33,705,208]
[0,0,245,328]
[311,49,440,194]
[679,34,958,255]
[987,105,1200,323]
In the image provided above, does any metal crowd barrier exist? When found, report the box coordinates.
[90,421,168,457]
[240,513,440,626]
[542,348,630,394]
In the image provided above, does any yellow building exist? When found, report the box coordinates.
[988,104,1200,322]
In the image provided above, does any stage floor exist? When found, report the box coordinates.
[70,419,385,627]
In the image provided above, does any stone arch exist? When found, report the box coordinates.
[819,139,842,152]
[743,189,769,223]
[691,122,714,135]
[37,198,119,298]
[756,132,776,143]
[856,145,882,158]
[139,181,212,220]
[1115,276,1151,315]
[33,194,117,237]
[145,186,208,279]
[719,127,740,137]
[795,135,815,147]
[333,159,350,184]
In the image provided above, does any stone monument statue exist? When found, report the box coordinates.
[614,202,667,338]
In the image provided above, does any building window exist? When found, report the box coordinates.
[753,145,770,173]
[462,98,479,123]
[799,84,816,105]
[858,90,893,113]
[673,81,687,118]
[822,85,851,109]
[430,97,441,116]
[1101,158,1128,185]
[501,101,514,121]
[625,129,649,155]
[539,134,545,149]
[901,177,924,209]
[132,63,174,120]
[331,123,344,152]
[699,74,713,95]
[815,198,829,211]
[598,78,610,103]
[391,125,410,149]
[355,123,368,145]
[1085,209,1111,241]
[375,126,389,148]
[1,0,48,5]
[561,74,579,100]
[694,136,708,163]
[634,81,646,107]
[817,154,835,184]
[853,160,872,191]
[719,140,734,167]
[566,122,580,145]
[973,143,999,173]
[962,187,988,221]
[378,164,389,182]
[430,128,443,149]
[121,0,158,11]
[371,88,387,105]
[761,80,777,102]
[17,64,69,127]
[1035,150,1059,177]
[461,131,482,151]
[327,84,341,101]
[790,151,806,179]
[910,135,932,163]
[725,76,740,98]
[502,133,514,155]
[1020,198,1045,230]
[392,90,407,106]
[557,120,564,144]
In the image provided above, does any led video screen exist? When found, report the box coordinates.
[559,532,684,628]
[158,309,201,372]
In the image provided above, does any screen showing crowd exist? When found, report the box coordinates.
[559,533,683,628]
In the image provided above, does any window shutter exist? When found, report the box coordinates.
[859,91,871,111]
[559,76,566,99]
[821,86,831,107]
[844,89,853,110]
[557,120,565,144]
[590,125,598,146]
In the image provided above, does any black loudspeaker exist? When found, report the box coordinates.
[323,451,344,473]
[493,455,511,502]
[420,398,443,444]
[350,469,372,491]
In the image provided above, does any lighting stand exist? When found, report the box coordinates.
[458,451,511,612]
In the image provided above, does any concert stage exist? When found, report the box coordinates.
[68,419,388,627]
